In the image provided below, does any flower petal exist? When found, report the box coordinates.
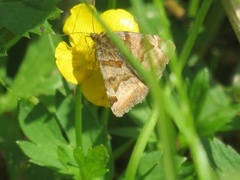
[63,4,102,47]
[82,68,110,107]
[100,9,139,32]
[55,42,93,84]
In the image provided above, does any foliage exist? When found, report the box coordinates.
[1,0,240,179]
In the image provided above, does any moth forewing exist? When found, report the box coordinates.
[91,31,170,117]
[135,34,169,78]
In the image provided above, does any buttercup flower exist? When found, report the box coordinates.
[55,3,139,107]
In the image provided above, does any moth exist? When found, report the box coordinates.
[90,31,170,117]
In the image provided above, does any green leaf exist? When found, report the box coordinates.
[55,91,76,146]
[128,101,151,126]
[18,99,68,167]
[17,89,114,178]
[0,0,61,34]
[205,138,240,179]
[188,68,210,119]
[55,91,112,152]
[74,145,109,179]
[179,161,195,180]
[22,164,59,180]
[57,145,75,167]
[17,99,80,177]
[0,113,26,180]
[81,102,111,154]
[52,94,126,178]
[136,151,192,179]
[198,105,240,135]
[196,86,240,135]
[18,100,67,145]
[223,116,240,131]
[0,28,22,56]
[57,145,80,177]
[0,35,62,113]
[136,151,164,179]
[0,0,61,54]
[17,140,64,169]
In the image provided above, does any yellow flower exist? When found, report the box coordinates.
[55,3,139,107]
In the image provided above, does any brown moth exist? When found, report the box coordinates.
[90,31,170,117]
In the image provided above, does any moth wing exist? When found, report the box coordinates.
[114,31,169,78]
[94,33,148,117]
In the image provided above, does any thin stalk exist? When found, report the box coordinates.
[75,84,83,147]
[179,0,213,72]
[163,86,213,180]
[222,0,240,42]
[125,108,159,180]
[124,67,167,178]
[151,1,179,178]
[188,0,201,17]
[156,108,177,180]
[154,1,214,178]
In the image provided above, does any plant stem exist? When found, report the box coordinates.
[125,108,159,180]
[179,0,213,72]
[75,84,83,147]
[188,0,201,17]
[222,0,240,42]
[156,111,177,180]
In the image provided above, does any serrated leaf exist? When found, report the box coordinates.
[85,145,109,176]
[0,28,22,56]
[18,141,76,178]
[0,0,60,35]
[205,138,240,180]
[57,145,75,166]
[55,95,114,179]
[74,145,109,179]
[17,99,80,177]
[0,0,61,53]
[197,105,240,135]
[196,86,240,135]
[57,145,80,177]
